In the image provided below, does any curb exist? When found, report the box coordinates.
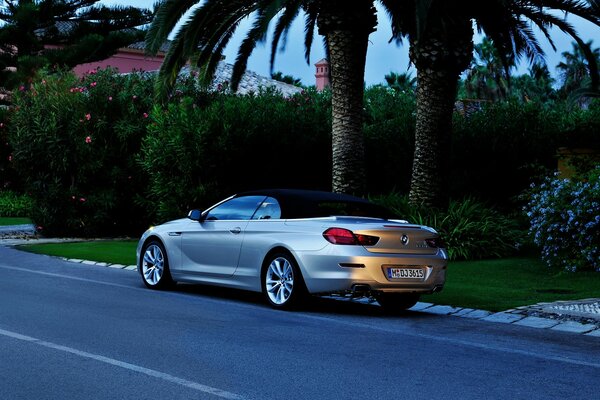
[413,302,600,337]
[61,257,137,271]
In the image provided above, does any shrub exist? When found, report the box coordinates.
[373,193,525,260]
[8,68,154,236]
[451,99,600,205]
[524,166,600,272]
[0,190,34,217]
[363,87,415,194]
[0,107,18,190]
[139,87,332,223]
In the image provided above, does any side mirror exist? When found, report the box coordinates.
[187,209,203,221]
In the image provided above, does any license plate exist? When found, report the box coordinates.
[387,267,424,279]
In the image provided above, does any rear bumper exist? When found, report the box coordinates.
[294,246,447,295]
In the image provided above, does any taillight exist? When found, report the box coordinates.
[425,237,445,248]
[323,228,379,246]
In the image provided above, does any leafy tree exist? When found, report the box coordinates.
[388,0,600,207]
[271,71,303,87]
[146,0,406,195]
[0,0,152,92]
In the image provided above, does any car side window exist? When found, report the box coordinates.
[251,197,281,220]
[205,196,266,221]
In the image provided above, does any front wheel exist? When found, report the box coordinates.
[375,293,420,314]
[141,240,174,290]
[262,252,306,310]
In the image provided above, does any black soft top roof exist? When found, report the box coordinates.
[235,189,395,219]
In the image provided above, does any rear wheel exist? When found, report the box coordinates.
[262,252,306,310]
[376,293,420,313]
[141,240,174,290]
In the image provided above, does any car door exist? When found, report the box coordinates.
[181,195,266,277]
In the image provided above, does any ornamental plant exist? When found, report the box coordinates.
[524,166,600,272]
[8,68,154,236]
[372,193,524,260]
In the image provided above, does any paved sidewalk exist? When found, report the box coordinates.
[2,229,599,337]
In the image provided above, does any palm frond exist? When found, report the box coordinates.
[269,0,302,73]
[231,2,283,90]
[303,2,318,64]
[145,0,203,55]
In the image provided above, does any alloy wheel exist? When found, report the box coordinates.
[265,256,295,305]
[142,244,165,286]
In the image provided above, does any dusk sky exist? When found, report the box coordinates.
[104,1,599,87]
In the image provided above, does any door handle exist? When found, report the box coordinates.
[230,227,242,234]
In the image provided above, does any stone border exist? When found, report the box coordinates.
[414,302,600,337]
[61,257,137,271]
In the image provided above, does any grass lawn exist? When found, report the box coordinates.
[15,240,600,312]
[19,240,138,266]
[0,217,33,226]
[422,257,600,311]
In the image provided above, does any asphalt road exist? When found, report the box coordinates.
[1,246,599,400]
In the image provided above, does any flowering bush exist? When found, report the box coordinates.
[524,166,600,272]
[8,68,154,236]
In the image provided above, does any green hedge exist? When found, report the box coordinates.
[139,88,332,222]
[6,68,600,237]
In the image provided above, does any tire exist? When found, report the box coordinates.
[140,240,174,290]
[376,293,420,314]
[262,252,306,310]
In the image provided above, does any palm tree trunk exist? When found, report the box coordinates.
[409,67,459,208]
[408,18,473,208]
[328,29,369,194]
[319,1,376,195]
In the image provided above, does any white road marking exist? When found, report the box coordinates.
[0,328,245,400]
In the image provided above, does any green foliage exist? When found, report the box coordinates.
[271,71,302,87]
[139,87,332,222]
[373,193,524,260]
[451,98,600,204]
[523,167,600,272]
[363,86,416,194]
[0,190,33,217]
[0,0,152,92]
[0,106,16,189]
[8,68,154,236]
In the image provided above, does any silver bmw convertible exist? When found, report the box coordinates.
[137,189,448,311]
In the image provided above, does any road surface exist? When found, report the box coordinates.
[1,246,598,399]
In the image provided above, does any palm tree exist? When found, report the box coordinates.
[384,71,416,93]
[557,40,600,94]
[387,0,600,207]
[510,62,556,102]
[465,37,513,101]
[146,0,387,195]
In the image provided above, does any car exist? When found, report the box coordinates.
[136,189,448,311]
